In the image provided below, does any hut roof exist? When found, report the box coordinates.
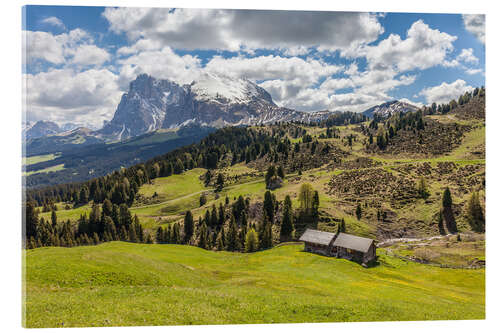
[332,232,374,253]
[299,229,336,246]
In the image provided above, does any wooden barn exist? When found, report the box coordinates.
[299,229,376,264]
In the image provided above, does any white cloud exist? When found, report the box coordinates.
[24,28,109,66]
[117,46,202,89]
[24,30,65,64]
[456,48,479,64]
[465,68,483,75]
[418,79,473,105]
[69,44,111,66]
[40,16,65,29]
[462,14,485,44]
[24,68,122,127]
[103,8,383,53]
[351,20,457,72]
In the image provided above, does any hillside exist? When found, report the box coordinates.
[31,92,485,243]
[23,242,484,327]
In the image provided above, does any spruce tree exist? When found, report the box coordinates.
[128,226,137,242]
[51,210,57,228]
[226,216,240,251]
[173,223,181,244]
[263,191,275,223]
[183,210,194,243]
[25,201,39,241]
[280,195,294,240]
[215,173,224,192]
[356,203,362,220]
[442,187,453,208]
[198,222,209,249]
[466,192,485,232]
[156,227,164,244]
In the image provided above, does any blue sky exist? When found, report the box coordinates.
[23,6,485,128]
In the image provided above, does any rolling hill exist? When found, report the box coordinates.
[23,242,484,328]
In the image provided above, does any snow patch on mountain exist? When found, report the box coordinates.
[191,72,259,103]
[363,100,420,118]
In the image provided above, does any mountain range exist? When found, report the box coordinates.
[96,73,335,141]
[26,73,421,145]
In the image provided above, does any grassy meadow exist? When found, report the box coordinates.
[23,242,484,327]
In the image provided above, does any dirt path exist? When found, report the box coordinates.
[377,234,452,247]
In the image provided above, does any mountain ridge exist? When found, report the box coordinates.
[96,73,336,141]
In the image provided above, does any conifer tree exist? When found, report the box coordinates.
[215,173,225,192]
[417,177,430,199]
[128,226,137,242]
[155,227,164,244]
[356,203,362,220]
[277,165,285,179]
[338,218,346,233]
[172,223,181,244]
[263,191,275,223]
[280,195,294,240]
[183,210,194,243]
[466,192,485,232]
[51,210,57,228]
[226,216,240,251]
[25,201,39,241]
[198,222,209,249]
[199,193,207,207]
[260,220,273,250]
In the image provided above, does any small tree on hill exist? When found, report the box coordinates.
[298,183,314,212]
[466,192,485,232]
[442,187,452,208]
[156,226,164,244]
[417,177,430,199]
[199,193,207,207]
[215,173,224,192]
[263,191,275,223]
[226,216,240,251]
[198,222,209,249]
[245,228,259,253]
[356,203,362,220]
[338,218,346,233]
[183,210,194,243]
[280,195,294,240]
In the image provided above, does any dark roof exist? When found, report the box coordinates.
[299,229,336,246]
[332,232,374,253]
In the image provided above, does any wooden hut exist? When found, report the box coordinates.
[299,229,336,256]
[332,232,376,263]
[299,228,376,264]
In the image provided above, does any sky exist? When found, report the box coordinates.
[22,6,485,129]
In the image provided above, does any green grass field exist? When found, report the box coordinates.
[23,242,484,328]
[23,153,59,166]
[24,163,65,176]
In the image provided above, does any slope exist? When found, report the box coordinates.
[23,242,484,327]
